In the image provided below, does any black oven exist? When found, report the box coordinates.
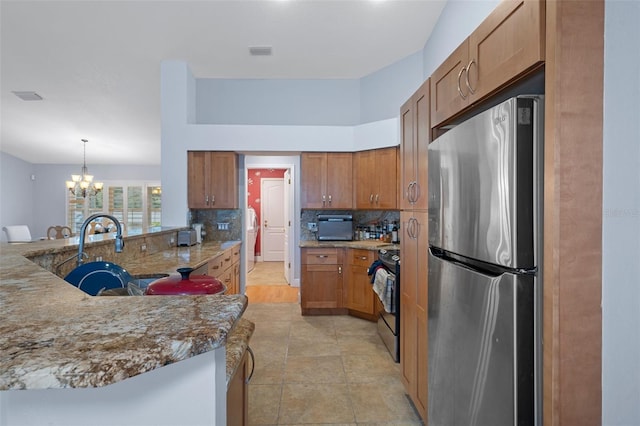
[376,248,400,362]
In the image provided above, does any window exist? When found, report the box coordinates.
[67,181,161,234]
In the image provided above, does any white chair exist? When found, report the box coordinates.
[3,225,33,243]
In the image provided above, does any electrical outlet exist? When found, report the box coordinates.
[96,256,102,262]
[141,244,147,252]
[308,222,317,231]
[217,223,230,230]
[170,237,175,244]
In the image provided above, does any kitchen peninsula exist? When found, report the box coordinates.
[0,229,248,426]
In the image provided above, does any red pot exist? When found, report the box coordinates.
[145,267,226,296]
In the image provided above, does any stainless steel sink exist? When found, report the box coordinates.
[98,273,169,296]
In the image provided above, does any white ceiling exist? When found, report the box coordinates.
[0,0,445,166]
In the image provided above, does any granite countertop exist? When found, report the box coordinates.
[0,239,247,391]
[123,241,241,276]
[299,240,400,251]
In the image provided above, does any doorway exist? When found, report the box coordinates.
[244,155,299,295]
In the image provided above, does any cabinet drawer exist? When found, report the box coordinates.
[305,264,340,273]
[304,248,339,265]
[219,268,233,290]
[221,249,234,269]
[349,249,373,267]
[232,245,241,264]
[208,254,225,275]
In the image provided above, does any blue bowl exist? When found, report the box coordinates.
[64,261,132,296]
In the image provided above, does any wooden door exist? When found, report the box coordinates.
[301,265,343,309]
[300,153,327,209]
[208,152,238,208]
[414,211,429,419]
[400,95,415,210]
[261,178,285,262]
[430,40,469,127]
[187,151,209,209]
[375,147,398,209]
[400,211,417,393]
[345,249,374,316]
[227,350,248,426]
[325,152,353,209]
[414,82,430,211]
[353,150,376,208]
[467,0,545,103]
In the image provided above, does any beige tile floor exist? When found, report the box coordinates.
[242,302,424,425]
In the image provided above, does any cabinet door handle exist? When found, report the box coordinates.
[211,195,215,204]
[338,266,342,274]
[457,66,467,100]
[465,59,476,95]
[328,194,332,205]
[375,194,380,204]
[205,195,209,205]
[245,346,255,384]
[264,220,268,228]
[316,255,328,258]
[414,181,420,203]
[322,195,326,206]
[359,256,368,260]
[369,193,374,203]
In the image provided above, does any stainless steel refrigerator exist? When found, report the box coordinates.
[427,96,543,426]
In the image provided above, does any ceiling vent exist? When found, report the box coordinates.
[12,91,43,101]
[249,46,273,56]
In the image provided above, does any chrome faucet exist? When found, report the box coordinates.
[77,214,124,266]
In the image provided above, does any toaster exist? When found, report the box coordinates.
[177,229,197,246]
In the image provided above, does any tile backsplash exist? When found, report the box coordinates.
[190,209,242,242]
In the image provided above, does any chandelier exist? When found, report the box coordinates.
[66,139,103,198]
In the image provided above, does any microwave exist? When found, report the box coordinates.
[317,214,353,241]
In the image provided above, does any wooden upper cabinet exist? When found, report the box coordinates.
[431,0,545,127]
[188,151,209,209]
[326,153,353,208]
[187,151,238,209]
[431,41,470,128]
[400,79,430,211]
[354,147,398,210]
[301,152,353,209]
[468,0,545,99]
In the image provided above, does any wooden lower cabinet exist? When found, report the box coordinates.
[399,210,428,421]
[208,246,241,295]
[227,349,249,426]
[300,248,346,315]
[344,248,377,321]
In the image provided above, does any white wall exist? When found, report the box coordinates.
[0,348,226,426]
[602,1,640,424]
[196,79,360,125]
[0,151,160,241]
[421,0,500,78]
[0,152,35,242]
[360,50,425,124]
[160,61,401,229]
